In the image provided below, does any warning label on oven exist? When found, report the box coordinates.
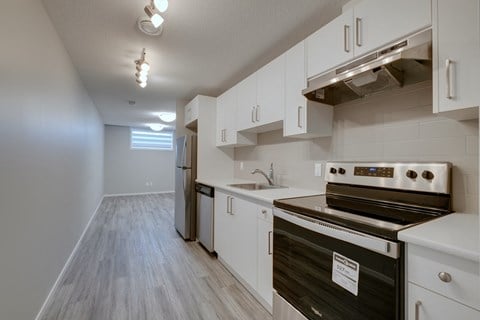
[332,252,359,296]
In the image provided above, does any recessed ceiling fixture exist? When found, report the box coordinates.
[144,1,165,28]
[134,48,149,88]
[158,112,176,122]
[149,123,166,131]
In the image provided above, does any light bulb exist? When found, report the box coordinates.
[154,0,168,13]
[151,13,164,28]
[139,82,147,88]
[136,66,149,76]
[149,123,165,131]
[136,73,148,83]
[140,61,150,72]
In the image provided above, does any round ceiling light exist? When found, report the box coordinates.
[149,123,166,131]
[158,112,176,122]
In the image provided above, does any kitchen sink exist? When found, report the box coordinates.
[227,183,287,190]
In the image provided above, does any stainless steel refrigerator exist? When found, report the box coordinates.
[174,135,197,240]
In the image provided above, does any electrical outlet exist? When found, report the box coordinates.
[314,162,323,177]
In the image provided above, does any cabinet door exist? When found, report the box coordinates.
[257,54,285,126]
[216,88,236,147]
[307,9,354,78]
[408,283,480,320]
[257,215,273,307]
[433,0,480,114]
[354,0,431,56]
[213,191,231,262]
[236,73,257,131]
[230,197,258,289]
[285,41,307,136]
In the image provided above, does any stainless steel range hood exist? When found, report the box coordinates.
[303,29,432,105]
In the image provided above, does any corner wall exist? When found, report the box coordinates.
[0,0,104,319]
[103,125,175,195]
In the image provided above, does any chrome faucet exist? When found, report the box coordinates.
[251,163,275,186]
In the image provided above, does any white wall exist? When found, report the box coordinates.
[235,81,479,213]
[0,1,104,319]
[104,125,175,195]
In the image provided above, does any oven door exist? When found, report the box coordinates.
[273,208,404,320]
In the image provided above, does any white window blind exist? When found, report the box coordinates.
[130,128,174,151]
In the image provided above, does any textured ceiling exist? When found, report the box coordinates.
[42,0,347,127]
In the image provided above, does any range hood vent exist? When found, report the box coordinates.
[303,29,432,105]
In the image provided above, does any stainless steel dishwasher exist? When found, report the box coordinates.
[195,183,215,253]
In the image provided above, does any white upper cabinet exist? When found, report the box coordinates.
[236,73,257,131]
[184,98,199,127]
[236,55,285,132]
[216,87,257,148]
[307,9,354,79]
[285,41,333,138]
[256,54,285,127]
[433,0,480,119]
[353,0,431,56]
[307,0,431,78]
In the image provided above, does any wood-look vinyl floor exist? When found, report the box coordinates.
[40,193,272,320]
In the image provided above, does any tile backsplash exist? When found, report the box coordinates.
[234,81,479,213]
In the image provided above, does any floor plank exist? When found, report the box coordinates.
[40,193,272,320]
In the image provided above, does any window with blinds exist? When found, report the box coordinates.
[130,128,174,151]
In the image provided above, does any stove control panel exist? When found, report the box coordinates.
[354,166,394,178]
[325,162,452,194]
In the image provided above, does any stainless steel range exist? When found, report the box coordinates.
[272,161,452,320]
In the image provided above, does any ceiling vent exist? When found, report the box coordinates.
[137,16,164,36]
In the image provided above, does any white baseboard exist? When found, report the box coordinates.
[34,195,105,320]
[104,190,174,197]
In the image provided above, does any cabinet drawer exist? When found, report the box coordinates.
[407,244,480,310]
[257,206,273,222]
[408,283,480,320]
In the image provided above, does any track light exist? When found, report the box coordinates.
[153,0,169,13]
[145,2,164,28]
[135,48,150,88]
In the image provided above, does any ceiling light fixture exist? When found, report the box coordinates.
[153,0,169,13]
[158,112,176,122]
[144,1,164,28]
[149,123,166,131]
[135,48,149,88]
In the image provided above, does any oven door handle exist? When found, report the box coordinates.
[274,209,400,259]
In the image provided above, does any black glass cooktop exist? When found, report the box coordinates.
[274,190,452,241]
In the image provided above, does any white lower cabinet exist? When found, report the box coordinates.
[405,244,480,319]
[257,207,273,306]
[408,284,479,320]
[214,190,274,310]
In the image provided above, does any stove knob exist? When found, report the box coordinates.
[338,168,346,175]
[406,170,418,179]
[330,167,337,174]
[422,170,435,180]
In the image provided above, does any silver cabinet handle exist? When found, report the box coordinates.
[255,105,260,122]
[268,231,273,255]
[229,197,234,214]
[226,196,230,213]
[297,106,303,128]
[355,17,362,47]
[223,129,227,142]
[438,272,452,283]
[446,59,453,99]
[344,25,350,53]
[415,301,422,320]
[251,106,255,123]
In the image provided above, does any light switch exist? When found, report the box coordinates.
[240,162,244,170]
[314,162,323,177]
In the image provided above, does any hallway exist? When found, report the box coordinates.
[40,194,271,320]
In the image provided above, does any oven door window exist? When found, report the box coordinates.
[273,216,403,320]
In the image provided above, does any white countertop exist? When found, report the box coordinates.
[196,178,322,204]
[398,213,479,262]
